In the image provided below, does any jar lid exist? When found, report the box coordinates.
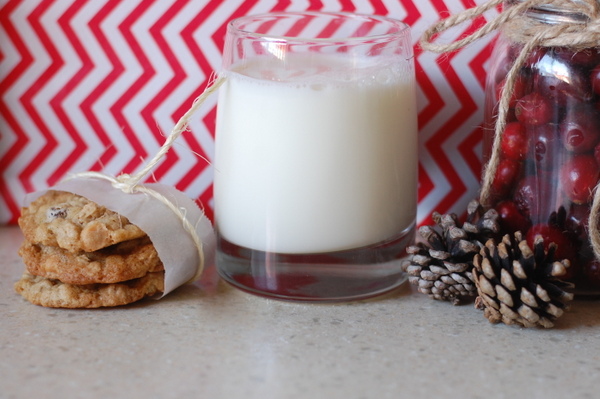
[507,0,591,24]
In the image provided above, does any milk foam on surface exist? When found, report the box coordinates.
[215,53,417,254]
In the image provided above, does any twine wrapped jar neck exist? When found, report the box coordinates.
[502,0,600,49]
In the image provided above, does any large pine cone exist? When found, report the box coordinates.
[404,200,500,305]
[473,232,574,328]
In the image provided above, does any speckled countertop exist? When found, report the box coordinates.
[2,225,600,399]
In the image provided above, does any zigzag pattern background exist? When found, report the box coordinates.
[0,0,496,225]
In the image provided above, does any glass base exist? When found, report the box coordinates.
[216,226,415,302]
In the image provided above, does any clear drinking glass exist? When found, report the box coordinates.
[214,11,418,301]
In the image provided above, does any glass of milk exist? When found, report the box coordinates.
[214,11,418,301]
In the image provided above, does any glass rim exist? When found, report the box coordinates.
[227,11,410,43]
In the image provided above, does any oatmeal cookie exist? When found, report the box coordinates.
[14,271,164,308]
[19,236,164,285]
[18,190,146,253]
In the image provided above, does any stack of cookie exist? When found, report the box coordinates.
[14,190,165,308]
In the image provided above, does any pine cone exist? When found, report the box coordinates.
[404,200,500,305]
[473,232,574,328]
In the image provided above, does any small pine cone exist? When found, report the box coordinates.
[403,200,500,305]
[405,244,477,305]
[473,232,574,328]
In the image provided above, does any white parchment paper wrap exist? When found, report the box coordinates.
[23,177,216,297]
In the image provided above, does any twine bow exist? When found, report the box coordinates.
[420,0,600,260]
[69,74,226,282]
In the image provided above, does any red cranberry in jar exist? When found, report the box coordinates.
[559,155,600,205]
[513,173,555,223]
[590,64,600,96]
[534,50,594,103]
[560,106,600,153]
[530,124,560,170]
[491,158,521,199]
[501,122,528,161]
[496,199,531,235]
[515,92,554,125]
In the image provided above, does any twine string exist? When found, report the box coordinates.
[420,0,600,260]
[68,74,226,282]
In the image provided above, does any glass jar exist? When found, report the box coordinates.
[483,1,600,293]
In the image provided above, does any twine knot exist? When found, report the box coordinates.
[113,173,137,193]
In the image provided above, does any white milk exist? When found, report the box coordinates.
[214,53,417,254]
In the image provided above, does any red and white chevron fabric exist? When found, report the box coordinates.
[0,0,496,225]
